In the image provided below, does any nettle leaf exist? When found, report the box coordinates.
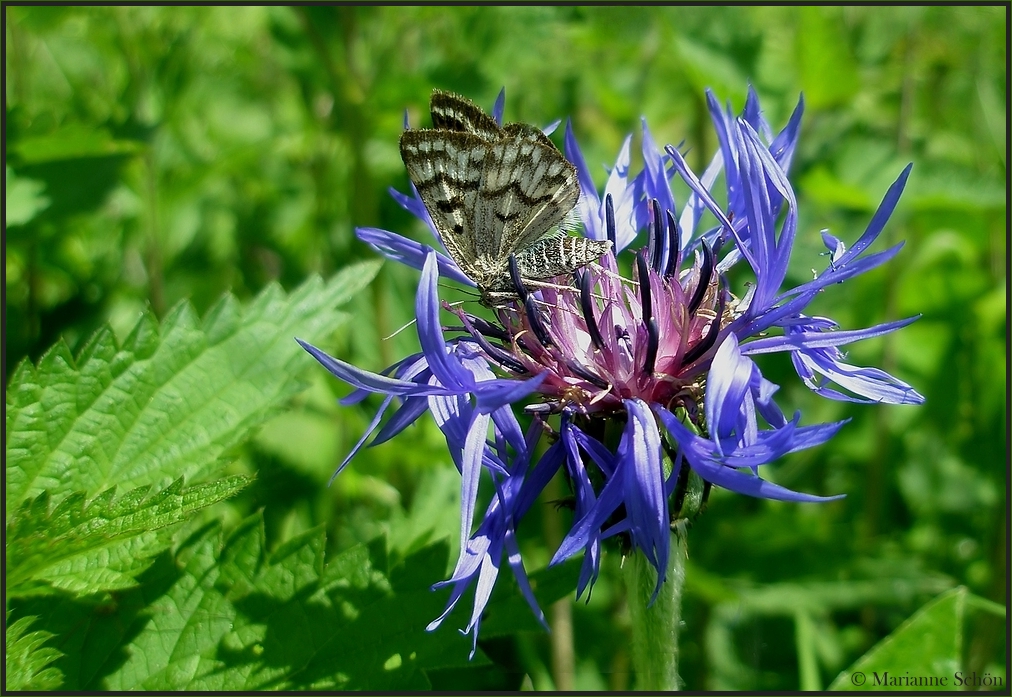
[828,586,967,691]
[6,475,251,598]
[5,616,64,691]
[14,514,480,690]
[5,260,382,514]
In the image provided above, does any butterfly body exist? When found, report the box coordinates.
[400,90,611,305]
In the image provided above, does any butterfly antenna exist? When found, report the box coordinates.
[382,318,418,341]
[440,282,482,303]
[382,297,473,341]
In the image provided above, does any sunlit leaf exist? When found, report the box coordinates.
[6,261,381,511]
[828,587,966,691]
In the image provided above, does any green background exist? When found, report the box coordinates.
[5,6,1006,690]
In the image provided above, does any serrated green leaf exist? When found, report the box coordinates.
[6,475,252,598]
[194,528,483,690]
[828,587,966,690]
[5,615,64,691]
[16,513,478,689]
[5,261,381,516]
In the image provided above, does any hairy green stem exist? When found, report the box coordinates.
[625,532,686,691]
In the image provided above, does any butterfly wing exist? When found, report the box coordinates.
[399,129,488,276]
[474,128,580,262]
[402,90,595,296]
[430,90,502,141]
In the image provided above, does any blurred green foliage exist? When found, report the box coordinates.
[5,5,1005,690]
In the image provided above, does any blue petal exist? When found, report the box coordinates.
[744,167,912,337]
[704,90,744,215]
[654,407,846,503]
[473,371,548,413]
[490,406,527,465]
[791,347,925,404]
[564,119,605,241]
[551,467,626,565]
[570,425,617,478]
[515,439,566,518]
[619,398,670,599]
[297,338,458,397]
[769,94,804,174]
[601,135,644,251]
[706,335,756,445]
[357,225,473,286]
[734,120,799,316]
[503,522,549,629]
[459,412,491,550]
[666,144,738,242]
[838,164,913,265]
[371,395,429,445]
[559,417,604,596]
[463,547,500,655]
[328,394,394,485]
[741,316,921,355]
[491,87,506,126]
[821,228,847,263]
[640,118,677,223]
[741,243,906,338]
[742,84,769,141]
[739,315,925,405]
[416,250,477,391]
[339,353,422,406]
[688,450,843,502]
[430,392,509,478]
[783,420,850,453]
[388,184,434,227]
[428,393,471,474]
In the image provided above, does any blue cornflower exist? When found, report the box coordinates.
[298,87,923,652]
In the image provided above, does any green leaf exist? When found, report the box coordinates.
[828,586,966,690]
[704,574,958,690]
[5,167,51,227]
[7,124,146,219]
[11,125,144,165]
[5,261,381,514]
[15,515,479,690]
[6,475,251,598]
[386,466,460,563]
[5,615,64,691]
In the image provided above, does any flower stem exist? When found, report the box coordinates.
[624,531,686,691]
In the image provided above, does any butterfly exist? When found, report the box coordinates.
[399,90,611,306]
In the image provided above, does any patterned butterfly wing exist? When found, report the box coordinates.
[429,89,502,141]
[473,128,580,262]
[400,90,610,302]
[399,129,488,278]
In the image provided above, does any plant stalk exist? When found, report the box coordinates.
[624,531,686,691]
